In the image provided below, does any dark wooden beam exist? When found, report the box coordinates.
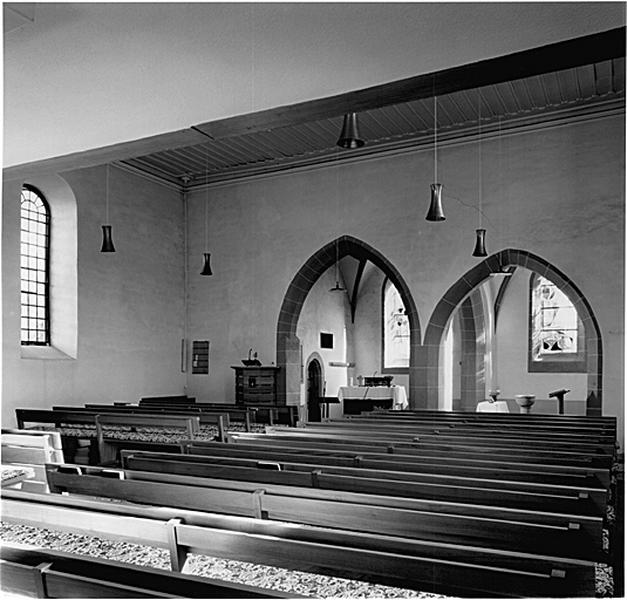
[3,129,207,182]
[350,258,367,324]
[194,27,626,140]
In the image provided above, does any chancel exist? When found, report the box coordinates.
[1,3,624,599]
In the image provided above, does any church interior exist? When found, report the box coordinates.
[1,3,625,598]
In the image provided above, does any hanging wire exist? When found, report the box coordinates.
[434,94,438,183]
[478,93,482,228]
[105,164,110,224]
[205,145,209,250]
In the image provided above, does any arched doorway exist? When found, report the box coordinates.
[307,358,323,422]
[276,235,420,408]
[423,249,602,415]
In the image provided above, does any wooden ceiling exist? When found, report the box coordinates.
[5,27,624,187]
[117,27,624,189]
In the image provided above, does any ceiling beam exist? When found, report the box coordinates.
[3,129,208,182]
[193,27,626,140]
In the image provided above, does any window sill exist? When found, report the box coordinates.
[21,345,75,361]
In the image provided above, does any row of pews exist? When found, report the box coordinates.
[1,407,620,598]
[12,396,288,466]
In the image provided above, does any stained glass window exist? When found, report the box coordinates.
[530,275,578,359]
[20,185,50,345]
[383,279,409,369]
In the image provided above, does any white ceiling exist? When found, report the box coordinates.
[4,2,625,168]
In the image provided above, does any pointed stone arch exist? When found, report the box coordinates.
[422,249,602,415]
[276,235,421,406]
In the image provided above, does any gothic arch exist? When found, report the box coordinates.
[276,235,421,406]
[423,249,602,415]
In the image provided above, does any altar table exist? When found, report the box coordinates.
[337,385,408,415]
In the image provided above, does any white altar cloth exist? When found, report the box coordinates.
[337,385,409,410]
[476,400,510,413]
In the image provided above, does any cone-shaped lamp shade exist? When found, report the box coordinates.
[100,225,116,253]
[337,113,365,149]
[329,281,346,292]
[472,228,488,257]
[200,253,213,276]
[426,183,445,221]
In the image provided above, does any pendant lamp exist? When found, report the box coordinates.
[472,228,487,257]
[472,95,487,257]
[337,113,365,149]
[426,94,445,221]
[100,164,116,252]
[200,145,213,276]
[329,239,345,292]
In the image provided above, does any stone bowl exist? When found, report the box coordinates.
[515,394,536,413]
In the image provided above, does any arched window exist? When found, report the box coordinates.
[382,278,409,371]
[20,185,50,345]
[528,273,585,372]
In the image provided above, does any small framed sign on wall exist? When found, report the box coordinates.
[192,340,209,374]
[320,332,334,349]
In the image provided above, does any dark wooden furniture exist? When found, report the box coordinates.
[232,366,280,405]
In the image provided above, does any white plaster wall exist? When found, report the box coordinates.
[352,266,410,394]
[494,267,587,413]
[185,114,624,432]
[297,266,350,420]
[2,167,185,426]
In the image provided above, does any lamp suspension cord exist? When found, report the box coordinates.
[434,94,438,183]
[105,164,110,224]
[205,145,209,250]
[478,95,482,228]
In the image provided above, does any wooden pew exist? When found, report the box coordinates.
[118,455,604,543]
[42,462,605,563]
[1,429,64,492]
[95,413,202,465]
[183,439,611,488]
[368,409,617,430]
[256,428,615,468]
[139,395,196,405]
[117,450,604,516]
[30,468,597,597]
[52,405,231,437]
[331,416,617,440]
[13,408,226,465]
[287,424,616,455]
[1,545,290,598]
[82,403,253,431]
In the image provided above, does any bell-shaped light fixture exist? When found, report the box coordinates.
[337,113,365,149]
[472,228,488,257]
[200,145,214,276]
[100,225,116,253]
[200,252,213,276]
[426,94,445,221]
[426,183,445,221]
[100,164,116,253]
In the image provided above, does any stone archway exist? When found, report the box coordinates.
[276,235,421,407]
[422,249,602,415]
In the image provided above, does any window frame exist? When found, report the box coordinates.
[527,272,586,373]
[381,277,410,374]
[20,184,51,346]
